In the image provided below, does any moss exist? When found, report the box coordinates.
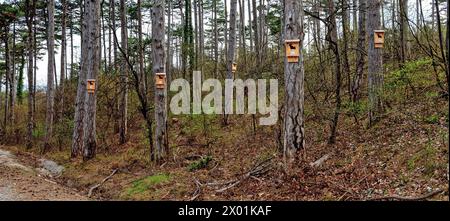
[123,173,170,197]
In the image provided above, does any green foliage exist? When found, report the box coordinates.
[187,155,212,171]
[54,117,74,147]
[425,91,439,99]
[32,122,45,139]
[385,58,433,90]
[124,173,170,196]
[423,114,439,124]
[343,101,367,116]
[266,3,282,37]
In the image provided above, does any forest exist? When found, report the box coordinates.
[0,0,448,201]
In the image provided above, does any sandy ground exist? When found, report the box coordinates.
[0,148,87,201]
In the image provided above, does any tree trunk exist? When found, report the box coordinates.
[367,0,384,126]
[434,0,449,91]
[247,0,253,52]
[399,0,408,63]
[199,0,204,70]
[152,0,167,161]
[82,0,101,160]
[327,0,342,144]
[101,2,107,71]
[193,0,198,69]
[138,0,146,91]
[59,0,67,122]
[353,0,358,31]
[3,25,10,129]
[10,21,16,125]
[252,0,258,59]
[223,0,237,125]
[213,0,218,77]
[447,0,449,94]
[342,0,351,99]
[108,0,112,68]
[166,0,172,83]
[70,7,74,79]
[44,0,56,151]
[224,0,228,61]
[283,0,305,160]
[352,0,366,102]
[72,3,88,157]
[239,0,246,65]
[119,0,128,144]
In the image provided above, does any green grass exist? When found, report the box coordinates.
[123,173,170,197]
[424,114,439,124]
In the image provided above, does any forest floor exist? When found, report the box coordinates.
[2,87,448,201]
[0,149,87,201]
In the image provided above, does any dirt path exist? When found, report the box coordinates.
[0,148,88,201]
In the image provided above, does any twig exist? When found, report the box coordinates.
[88,169,119,198]
[368,189,445,201]
[190,178,202,201]
[337,175,369,201]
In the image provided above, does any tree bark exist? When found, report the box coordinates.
[434,0,449,91]
[152,0,167,161]
[327,0,342,144]
[82,0,101,160]
[119,0,128,144]
[252,0,258,58]
[44,0,56,151]
[10,21,16,125]
[3,24,10,129]
[352,0,366,102]
[399,0,409,63]
[59,0,67,122]
[367,0,384,126]
[165,0,172,83]
[283,0,305,160]
[223,0,237,125]
[213,0,218,77]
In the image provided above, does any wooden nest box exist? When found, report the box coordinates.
[374,30,385,48]
[87,79,96,94]
[155,73,166,89]
[284,39,300,63]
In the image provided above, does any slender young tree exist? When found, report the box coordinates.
[328,0,342,144]
[399,0,409,63]
[10,20,16,125]
[223,0,237,125]
[351,0,366,102]
[152,0,167,161]
[283,0,305,160]
[447,0,449,95]
[119,0,128,144]
[59,0,67,122]
[44,0,56,151]
[25,0,35,149]
[165,0,171,83]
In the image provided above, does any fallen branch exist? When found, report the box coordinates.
[368,189,445,201]
[310,153,332,168]
[190,178,202,201]
[208,158,273,193]
[88,169,119,198]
